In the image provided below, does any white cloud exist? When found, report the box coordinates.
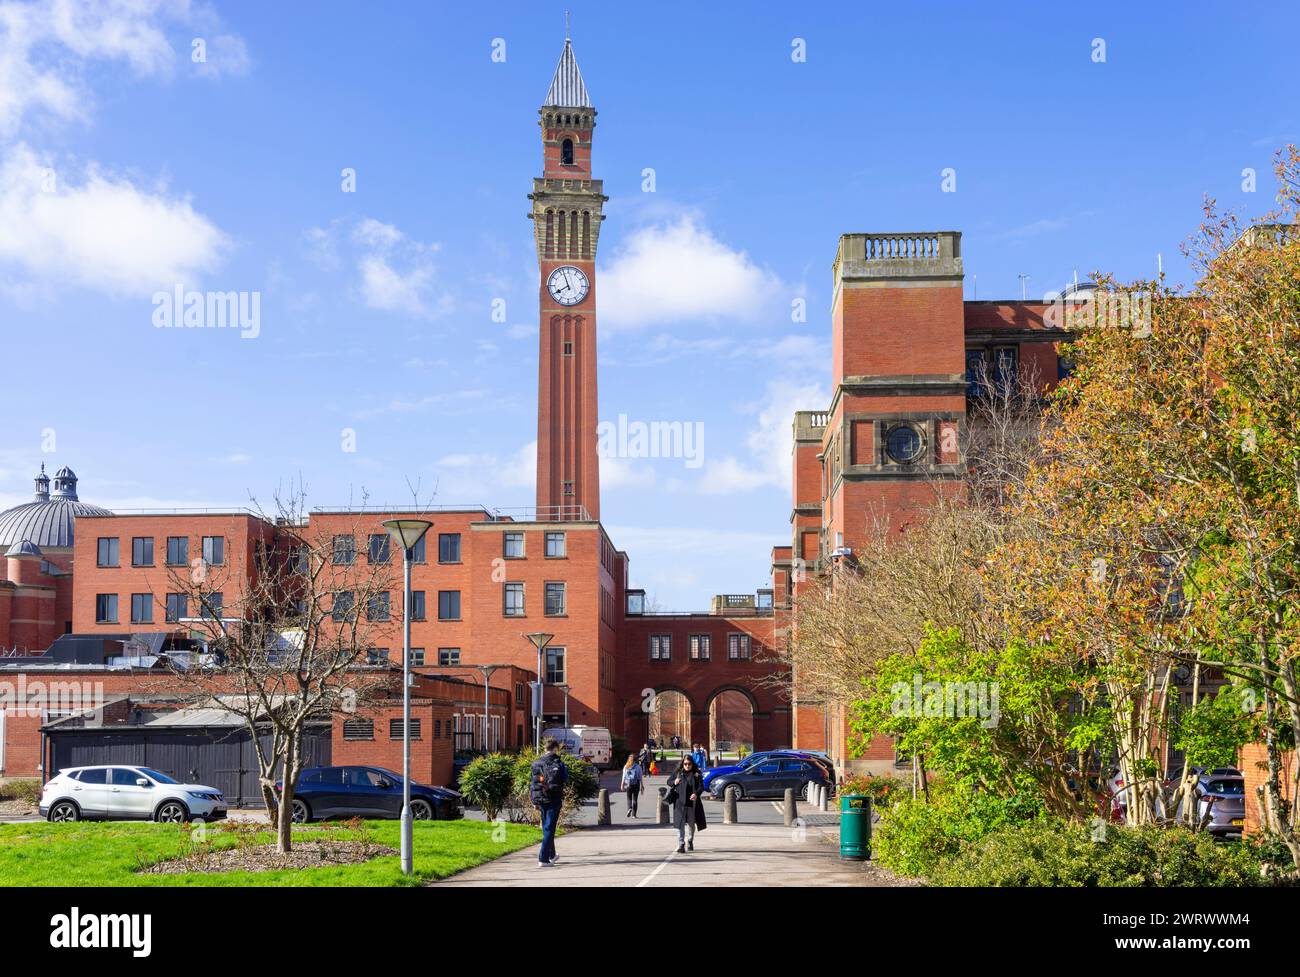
[431,441,535,503]
[0,143,227,293]
[698,378,829,495]
[306,218,451,319]
[597,215,785,330]
[600,454,655,490]
[0,0,248,137]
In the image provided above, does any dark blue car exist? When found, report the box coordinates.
[702,750,835,791]
[281,765,463,823]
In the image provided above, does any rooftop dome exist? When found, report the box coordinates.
[0,466,112,551]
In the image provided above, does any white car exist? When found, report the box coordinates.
[40,765,227,823]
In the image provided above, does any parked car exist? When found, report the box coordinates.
[1180,773,1246,837]
[707,756,830,800]
[282,765,462,823]
[40,765,227,823]
[702,750,835,791]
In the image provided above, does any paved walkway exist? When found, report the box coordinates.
[437,803,892,887]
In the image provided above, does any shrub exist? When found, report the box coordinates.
[840,774,909,808]
[457,753,518,820]
[489,749,601,827]
[932,820,1283,887]
[0,779,41,804]
[873,782,1044,878]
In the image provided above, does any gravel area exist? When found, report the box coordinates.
[140,841,397,875]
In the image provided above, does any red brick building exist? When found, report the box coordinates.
[1,37,1081,785]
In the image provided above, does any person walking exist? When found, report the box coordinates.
[529,737,568,867]
[665,755,707,853]
[620,754,644,817]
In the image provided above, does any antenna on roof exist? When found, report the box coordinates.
[972,274,977,300]
[565,9,571,40]
[1157,253,1163,276]
[1018,274,1031,301]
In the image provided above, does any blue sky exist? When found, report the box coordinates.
[1,1,1296,610]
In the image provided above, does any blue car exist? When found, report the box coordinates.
[279,765,463,823]
[703,750,834,791]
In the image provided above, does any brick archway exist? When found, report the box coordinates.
[704,685,758,752]
[622,685,697,751]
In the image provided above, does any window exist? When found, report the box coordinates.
[504,582,525,617]
[546,647,566,684]
[438,591,461,620]
[366,592,391,622]
[504,532,525,558]
[390,719,421,740]
[201,592,224,619]
[438,647,461,666]
[884,424,924,465]
[166,536,188,566]
[342,719,374,741]
[650,634,671,660]
[201,536,224,566]
[131,537,154,567]
[130,594,152,624]
[366,647,390,665]
[562,480,574,496]
[332,535,355,565]
[410,590,426,621]
[690,634,711,660]
[626,591,645,615]
[288,544,309,574]
[165,593,188,623]
[545,532,566,558]
[562,340,574,356]
[96,537,119,567]
[332,591,355,621]
[409,534,426,564]
[438,533,461,563]
[95,593,118,623]
[561,137,574,166]
[410,648,425,667]
[544,581,566,616]
[728,633,751,660]
[367,534,390,564]
[965,348,988,398]
[77,768,108,785]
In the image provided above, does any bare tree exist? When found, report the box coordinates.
[157,485,402,853]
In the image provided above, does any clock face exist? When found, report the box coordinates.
[547,265,590,306]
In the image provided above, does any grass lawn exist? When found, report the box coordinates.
[0,818,541,887]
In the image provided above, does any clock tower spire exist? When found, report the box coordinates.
[531,33,606,521]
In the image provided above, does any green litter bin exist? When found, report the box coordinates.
[839,794,872,860]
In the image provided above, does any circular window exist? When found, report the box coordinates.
[885,425,924,464]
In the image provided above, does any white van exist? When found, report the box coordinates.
[543,725,613,769]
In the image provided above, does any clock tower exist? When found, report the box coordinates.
[530,34,606,521]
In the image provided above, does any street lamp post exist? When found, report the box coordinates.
[523,632,554,750]
[471,664,509,752]
[382,518,432,877]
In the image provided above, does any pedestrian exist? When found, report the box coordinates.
[529,737,568,867]
[648,736,656,751]
[692,743,708,770]
[638,743,653,778]
[621,754,643,817]
[665,755,707,853]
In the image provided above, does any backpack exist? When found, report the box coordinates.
[530,753,566,805]
[624,764,642,788]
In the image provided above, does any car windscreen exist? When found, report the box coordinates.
[1204,779,1244,796]
[137,768,179,785]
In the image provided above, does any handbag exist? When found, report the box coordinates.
[663,785,679,806]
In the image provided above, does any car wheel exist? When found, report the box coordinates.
[725,783,743,800]
[291,799,311,824]
[800,781,812,801]
[156,801,189,824]
[410,799,433,821]
[48,801,79,823]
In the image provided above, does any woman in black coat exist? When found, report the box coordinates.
[666,755,708,853]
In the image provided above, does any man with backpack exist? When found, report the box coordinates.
[530,737,568,867]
